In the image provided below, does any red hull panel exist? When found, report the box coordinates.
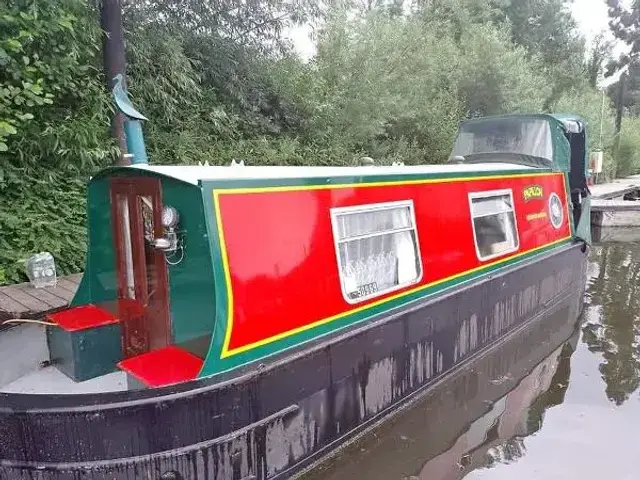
[216,172,571,356]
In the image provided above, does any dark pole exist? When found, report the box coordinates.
[100,0,130,166]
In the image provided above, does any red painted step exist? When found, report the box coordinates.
[47,304,119,332]
[117,345,203,388]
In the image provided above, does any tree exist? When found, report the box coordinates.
[606,1,640,115]
[499,0,583,69]
[122,0,321,53]
[0,0,115,166]
[586,33,614,89]
[607,59,640,115]
[496,0,585,107]
[607,0,640,72]
[0,0,116,284]
[416,0,506,42]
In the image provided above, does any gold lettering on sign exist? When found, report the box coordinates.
[526,211,548,221]
[523,185,544,202]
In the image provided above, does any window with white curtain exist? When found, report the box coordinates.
[331,200,422,303]
[469,189,519,261]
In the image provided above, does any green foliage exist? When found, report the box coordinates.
[119,0,624,172]
[607,59,640,116]
[268,13,554,163]
[0,164,88,284]
[552,86,616,151]
[607,0,640,70]
[616,117,640,178]
[606,1,640,114]
[0,0,116,165]
[455,25,551,116]
[499,0,583,68]
[0,0,115,284]
[1,0,637,285]
[306,14,463,161]
[586,33,614,89]
[123,0,319,52]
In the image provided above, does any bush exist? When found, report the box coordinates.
[0,164,89,284]
[552,86,617,153]
[616,118,640,178]
[0,0,114,284]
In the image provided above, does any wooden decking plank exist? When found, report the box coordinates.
[590,182,639,199]
[0,286,50,313]
[47,285,76,303]
[15,281,73,303]
[0,291,29,315]
[55,277,80,295]
[66,273,83,284]
[15,284,68,309]
[0,274,82,321]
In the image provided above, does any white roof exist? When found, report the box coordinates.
[128,163,535,186]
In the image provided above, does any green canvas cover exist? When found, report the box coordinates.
[575,195,592,244]
[451,113,573,173]
[451,113,591,244]
[549,113,589,177]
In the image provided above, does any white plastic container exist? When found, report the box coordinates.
[25,252,57,288]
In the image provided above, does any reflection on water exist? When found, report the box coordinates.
[304,240,640,480]
[582,244,640,405]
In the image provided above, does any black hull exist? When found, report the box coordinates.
[0,244,587,480]
[301,293,581,480]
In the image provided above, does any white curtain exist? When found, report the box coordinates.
[343,242,396,292]
[338,206,418,297]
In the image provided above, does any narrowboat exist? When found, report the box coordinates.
[0,113,590,480]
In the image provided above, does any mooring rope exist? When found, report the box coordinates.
[1,318,57,327]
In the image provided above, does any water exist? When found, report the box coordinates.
[304,239,640,480]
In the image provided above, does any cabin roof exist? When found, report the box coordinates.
[459,113,585,130]
[124,163,536,186]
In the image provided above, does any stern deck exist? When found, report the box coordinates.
[0,322,127,394]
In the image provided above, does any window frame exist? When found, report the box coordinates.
[468,188,520,262]
[330,199,423,305]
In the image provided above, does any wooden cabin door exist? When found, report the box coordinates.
[110,178,171,358]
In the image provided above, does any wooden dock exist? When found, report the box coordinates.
[590,177,640,228]
[0,274,81,326]
[590,179,640,199]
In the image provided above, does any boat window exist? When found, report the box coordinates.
[469,189,519,261]
[331,200,422,304]
[451,118,553,163]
